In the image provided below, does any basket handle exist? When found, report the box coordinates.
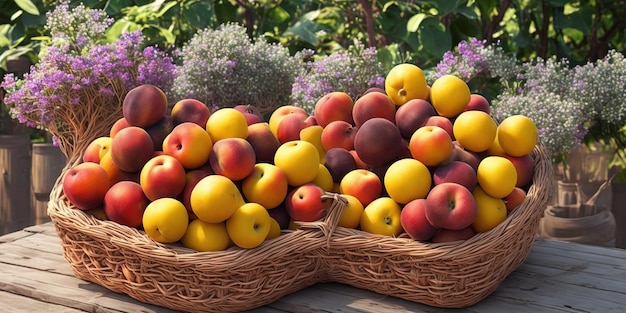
[293,192,348,248]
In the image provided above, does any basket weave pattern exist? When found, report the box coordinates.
[322,145,554,308]
[48,124,553,311]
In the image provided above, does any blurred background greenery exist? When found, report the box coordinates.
[3,0,625,77]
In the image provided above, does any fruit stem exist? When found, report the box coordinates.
[398,88,407,97]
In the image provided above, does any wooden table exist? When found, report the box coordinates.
[1,222,625,313]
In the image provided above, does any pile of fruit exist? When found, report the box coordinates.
[62,63,538,251]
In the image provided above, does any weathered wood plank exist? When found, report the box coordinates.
[0,243,75,276]
[0,262,179,313]
[0,290,85,313]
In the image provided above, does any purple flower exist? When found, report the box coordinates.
[1,4,176,143]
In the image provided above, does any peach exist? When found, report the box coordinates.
[268,202,291,229]
[145,116,173,151]
[400,198,439,241]
[314,91,354,127]
[268,105,309,137]
[99,151,139,186]
[394,98,436,140]
[425,182,477,230]
[384,158,432,204]
[349,149,367,169]
[321,120,357,151]
[82,136,112,163]
[352,91,396,127]
[233,104,265,125]
[103,181,150,228]
[311,163,335,192]
[465,94,490,114]
[445,141,481,171]
[274,140,320,186]
[209,137,256,181]
[339,169,383,207]
[300,125,326,164]
[353,117,403,168]
[179,165,213,218]
[504,186,527,214]
[171,98,211,127]
[241,163,289,209]
[140,154,187,201]
[62,162,110,210]
[409,125,453,167]
[206,107,249,141]
[246,122,281,163]
[324,147,357,183]
[163,122,213,170]
[110,126,155,173]
[285,183,331,222]
[424,115,454,140]
[276,113,308,144]
[433,160,478,191]
[122,84,168,128]
[109,117,130,138]
[503,153,535,188]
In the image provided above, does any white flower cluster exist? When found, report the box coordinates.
[172,24,302,116]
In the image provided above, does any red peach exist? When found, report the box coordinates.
[246,122,281,164]
[171,98,211,127]
[62,162,110,210]
[394,99,436,140]
[122,84,168,128]
[465,94,491,114]
[140,154,187,201]
[110,126,155,173]
[314,91,354,127]
[352,91,396,127]
[209,137,256,181]
[321,120,358,151]
[400,198,440,241]
[103,181,149,228]
[353,117,403,168]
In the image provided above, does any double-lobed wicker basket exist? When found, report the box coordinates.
[48,119,554,312]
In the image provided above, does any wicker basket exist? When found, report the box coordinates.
[48,133,553,311]
[322,144,554,308]
[49,173,347,312]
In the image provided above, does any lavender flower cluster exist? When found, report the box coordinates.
[291,44,385,113]
[429,38,519,83]
[172,24,301,117]
[1,3,176,152]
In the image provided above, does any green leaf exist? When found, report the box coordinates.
[418,19,451,58]
[157,1,178,17]
[407,13,429,33]
[182,1,215,29]
[105,0,136,16]
[14,0,39,16]
[266,6,290,24]
[284,19,321,46]
[431,0,463,15]
[455,6,478,20]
